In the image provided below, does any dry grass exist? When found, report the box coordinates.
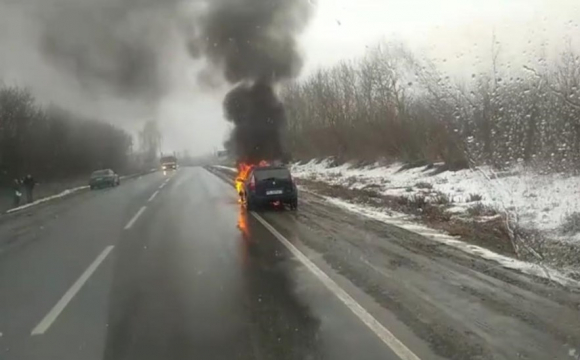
[436,217,514,256]
[467,203,498,217]
[299,178,516,257]
[431,193,451,205]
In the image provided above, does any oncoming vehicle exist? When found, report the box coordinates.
[161,155,178,171]
[239,165,298,211]
[89,169,120,189]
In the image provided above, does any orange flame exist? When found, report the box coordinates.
[235,160,269,195]
[237,208,251,265]
[237,209,250,239]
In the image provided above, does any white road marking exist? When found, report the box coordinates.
[159,183,166,189]
[147,190,159,202]
[252,213,422,360]
[205,166,421,359]
[31,246,114,335]
[124,206,147,230]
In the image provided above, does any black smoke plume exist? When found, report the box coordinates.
[224,81,286,164]
[196,0,313,163]
[3,0,312,144]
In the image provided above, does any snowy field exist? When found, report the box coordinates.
[291,159,580,244]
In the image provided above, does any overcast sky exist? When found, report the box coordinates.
[1,0,579,155]
[162,0,580,155]
[301,0,579,75]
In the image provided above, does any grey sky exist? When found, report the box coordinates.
[1,0,578,156]
[166,0,580,155]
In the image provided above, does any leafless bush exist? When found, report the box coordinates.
[406,194,427,209]
[431,193,451,205]
[415,181,433,189]
[0,86,133,185]
[423,204,452,223]
[282,40,580,174]
[467,203,498,217]
[468,193,483,202]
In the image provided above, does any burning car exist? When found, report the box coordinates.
[236,162,298,211]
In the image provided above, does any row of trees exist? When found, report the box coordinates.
[0,86,134,185]
[282,41,580,172]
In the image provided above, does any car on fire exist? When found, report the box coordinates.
[238,164,298,211]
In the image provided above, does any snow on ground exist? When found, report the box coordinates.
[5,186,89,214]
[292,159,580,242]
[306,188,580,288]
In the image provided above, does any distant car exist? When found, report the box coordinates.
[240,165,298,211]
[89,169,120,189]
[160,155,178,171]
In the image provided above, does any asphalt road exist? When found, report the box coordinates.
[0,167,579,360]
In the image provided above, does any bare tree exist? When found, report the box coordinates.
[280,40,580,172]
[0,85,133,185]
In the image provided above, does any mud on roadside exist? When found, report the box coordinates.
[297,178,580,279]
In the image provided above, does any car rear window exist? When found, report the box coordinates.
[92,170,110,177]
[254,168,291,181]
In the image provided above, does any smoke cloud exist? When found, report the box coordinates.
[0,0,186,128]
[37,0,180,101]
[224,81,286,164]
[194,0,313,163]
[0,0,313,156]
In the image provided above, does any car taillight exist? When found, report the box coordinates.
[249,176,256,191]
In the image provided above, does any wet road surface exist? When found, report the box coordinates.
[0,167,579,360]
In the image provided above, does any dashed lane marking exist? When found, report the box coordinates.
[147,190,159,202]
[124,206,147,230]
[31,246,114,335]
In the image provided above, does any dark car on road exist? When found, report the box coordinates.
[240,165,298,211]
[89,169,120,189]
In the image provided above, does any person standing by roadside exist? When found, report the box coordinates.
[22,174,36,204]
[12,178,22,207]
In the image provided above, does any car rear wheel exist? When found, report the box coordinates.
[289,199,298,211]
[245,195,257,211]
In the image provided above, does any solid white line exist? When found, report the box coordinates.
[147,190,159,202]
[124,206,147,230]
[31,246,114,335]
[252,213,422,360]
